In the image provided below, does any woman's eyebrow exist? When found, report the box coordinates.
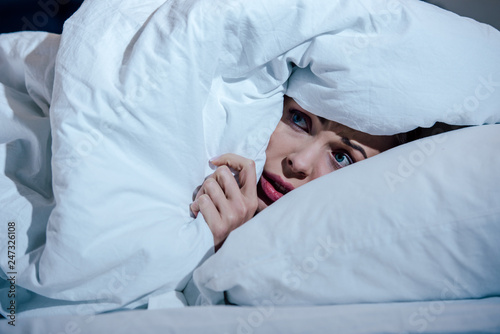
[316,115,368,158]
[318,116,328,125]
[341,137,367,159]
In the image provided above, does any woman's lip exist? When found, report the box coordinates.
[263,171,295,194]
[258,176,283,204]
[257,171,295,205]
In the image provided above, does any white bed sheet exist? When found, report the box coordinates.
[1,297,499,333]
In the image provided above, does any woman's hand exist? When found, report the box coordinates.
[190,153,258,250]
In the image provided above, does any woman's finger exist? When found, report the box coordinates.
[191,182,208,216]
[190,198,200,218]
[193,172,216,202]
[210,153,257,199]
[196,194,226,247]
[191,177,223,216]
[211,165,242,200]
[197,194,219,221]
[202,177,232,213]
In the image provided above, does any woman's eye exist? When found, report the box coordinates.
[290,110,309,131]
[332,152,353,169]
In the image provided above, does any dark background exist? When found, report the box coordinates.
[424,0,500,30]
[0,0,84,34]
[0,0,499,34]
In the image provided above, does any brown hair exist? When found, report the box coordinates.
[394,122,468,146]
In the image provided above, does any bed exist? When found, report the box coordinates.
[1,0,499,332]
[2,298,500,333]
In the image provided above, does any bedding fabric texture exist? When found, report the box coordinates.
[2,297,500,334]
[189,124,500,307]
[0,0,499,317]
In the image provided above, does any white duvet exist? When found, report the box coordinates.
[0,0,499,317]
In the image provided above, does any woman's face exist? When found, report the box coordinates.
[257,96,397,212]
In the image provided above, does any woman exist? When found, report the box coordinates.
[191,95,400,250]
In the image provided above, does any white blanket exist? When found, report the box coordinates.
[1,0,499,317]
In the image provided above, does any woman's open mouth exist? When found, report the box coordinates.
[257,171,295,205]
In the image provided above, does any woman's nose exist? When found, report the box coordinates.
[284,146,319,179]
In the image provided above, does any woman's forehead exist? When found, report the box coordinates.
[320,118,364,140]
[284,95,396,150]
[304,108,397,151]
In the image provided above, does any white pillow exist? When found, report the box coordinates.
[190,124,500,306]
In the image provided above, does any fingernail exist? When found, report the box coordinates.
[190,203,198,218]
[209,158,219,170]
[192,185,202,201]
[209,155,222,168]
